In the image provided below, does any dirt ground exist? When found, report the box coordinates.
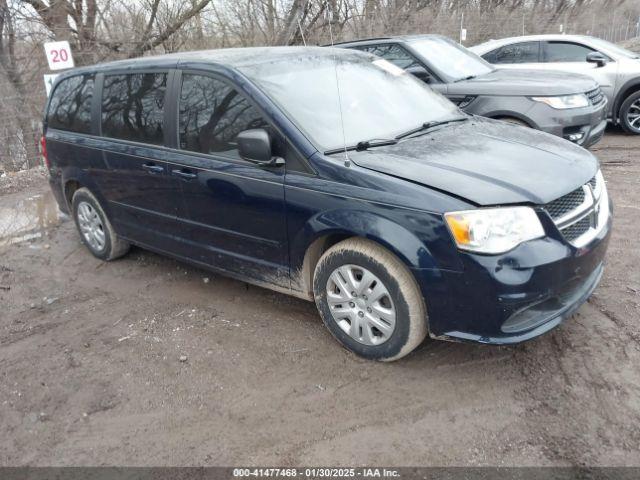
[1,128,639,467]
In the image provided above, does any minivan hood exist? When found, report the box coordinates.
[449,68,598,96]
[348,118,598,206]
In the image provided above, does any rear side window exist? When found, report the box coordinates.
[47,75,94,133]
[484,42,540,64]
[179,74,267,157]
[101,73,167,145]
[355,44,421,70]
[544,42,594,62]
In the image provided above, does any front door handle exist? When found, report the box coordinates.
[171,168,197,180]
[142,163,164,174]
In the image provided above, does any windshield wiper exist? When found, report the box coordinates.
[395,116,469,140]
[355,138,398,151]
[455,75,476,82]
[324,138,397,155]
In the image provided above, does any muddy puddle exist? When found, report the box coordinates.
[0,190,63,247]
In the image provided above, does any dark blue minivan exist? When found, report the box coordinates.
[42,47,612,361]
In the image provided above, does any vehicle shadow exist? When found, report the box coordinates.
[124,244,537,369]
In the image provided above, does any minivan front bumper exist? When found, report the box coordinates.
[413,204,612,345]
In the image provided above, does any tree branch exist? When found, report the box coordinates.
[129,0,211,57]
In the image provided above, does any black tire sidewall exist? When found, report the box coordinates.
[620,91,640,134]
[72,190,113,260]
[314,249,411,360]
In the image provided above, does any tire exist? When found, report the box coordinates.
[619,91,640,134]
[313,238,427,361]
[71,188,130,261]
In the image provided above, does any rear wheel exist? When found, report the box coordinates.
[72,188,129,261]
[619,91,640,134]
[313,238,427,361]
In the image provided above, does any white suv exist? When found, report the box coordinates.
[470,35,640,134]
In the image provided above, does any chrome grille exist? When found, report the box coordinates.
[586,87,604,106]
[545,187,586,221]
[543,172,608,248]
[561,216,591,241]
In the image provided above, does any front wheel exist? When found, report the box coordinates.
[619,91,640,134]
[313,238,428,361]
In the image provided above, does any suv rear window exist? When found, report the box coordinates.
[101,73,167,145]
[47,75,94,134]
[484,42,540,64]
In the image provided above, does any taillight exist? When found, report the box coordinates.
[40,135,50,169]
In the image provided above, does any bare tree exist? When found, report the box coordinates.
[0,0,40,170]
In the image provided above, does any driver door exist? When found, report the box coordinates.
[542,41,617,99]
[166,71,289,287]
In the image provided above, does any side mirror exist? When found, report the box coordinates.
[237,129,284,167]
[406,66,433,83]
[586,51,608,68]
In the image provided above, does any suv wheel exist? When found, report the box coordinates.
[313,238,427,361]
[71,188,130,261]
[620,91,640,134]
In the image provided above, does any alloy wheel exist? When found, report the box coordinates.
[626,98,640,132]
[77,201,106,251]
[325,264,396,345]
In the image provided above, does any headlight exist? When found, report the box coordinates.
[444,207,545,254]
[531,94,590,109]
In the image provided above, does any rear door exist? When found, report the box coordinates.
[94,71,186,250]
[165,71,289,287]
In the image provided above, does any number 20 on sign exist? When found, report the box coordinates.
[44,41,74,70]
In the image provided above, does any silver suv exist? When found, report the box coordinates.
[471,35,640,134]
[336,35,607,148]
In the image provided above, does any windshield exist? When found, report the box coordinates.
[238,50,459,152]
[587,37,639,59]
[409,37,494,81]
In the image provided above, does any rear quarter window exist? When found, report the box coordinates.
[46,75,94,133]
[101,73,167,145]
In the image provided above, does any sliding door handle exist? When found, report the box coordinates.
[142,163,164,174]
[171,168,197,180]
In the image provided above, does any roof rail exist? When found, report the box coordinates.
[322,36,393,47]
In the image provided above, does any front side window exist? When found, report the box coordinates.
[586,37,637,59]
[486,42,540,64]
[239,50,459,152]
[356,44,421,70]
[101,73,167,145]
[408,37,494,82]
[47,75,94,133]
[544,42,594,62]
[179,74,267,157]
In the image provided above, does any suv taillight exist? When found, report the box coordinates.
[40,135,50,169]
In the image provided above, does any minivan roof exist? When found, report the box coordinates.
[63,46,356,76]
